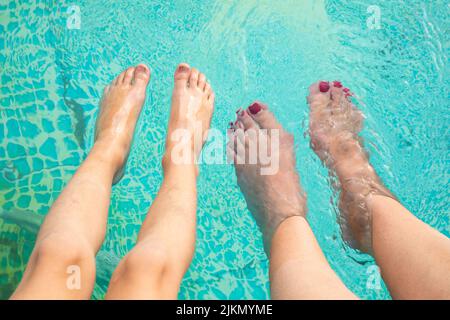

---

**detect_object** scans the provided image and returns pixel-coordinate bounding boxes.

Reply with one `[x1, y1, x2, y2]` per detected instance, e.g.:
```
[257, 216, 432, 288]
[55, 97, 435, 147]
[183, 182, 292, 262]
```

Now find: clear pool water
[0, 0, 448, 299]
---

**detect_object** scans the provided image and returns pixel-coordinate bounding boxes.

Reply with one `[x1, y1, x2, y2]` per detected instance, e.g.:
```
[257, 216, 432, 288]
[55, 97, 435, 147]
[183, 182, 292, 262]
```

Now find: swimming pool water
[0, 0, 448, 299]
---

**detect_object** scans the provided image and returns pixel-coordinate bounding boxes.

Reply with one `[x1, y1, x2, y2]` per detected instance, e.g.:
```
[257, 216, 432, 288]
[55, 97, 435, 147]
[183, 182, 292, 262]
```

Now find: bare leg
[371, 196, 450, 299]
[229, 102, 357, 300]
[11, 65, 150, 299]
[106, 64, 215, 299]
[308, 80, 450, 299]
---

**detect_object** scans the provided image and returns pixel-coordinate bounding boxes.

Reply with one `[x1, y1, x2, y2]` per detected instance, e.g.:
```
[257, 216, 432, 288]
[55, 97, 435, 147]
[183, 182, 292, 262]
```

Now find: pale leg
[106, 64, 215, 299]
[11, 146, 116, 299]
[11, 64, 151, 299]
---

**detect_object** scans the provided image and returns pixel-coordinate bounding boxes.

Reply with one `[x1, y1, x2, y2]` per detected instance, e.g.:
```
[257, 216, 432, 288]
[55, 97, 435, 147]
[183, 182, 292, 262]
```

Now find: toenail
[136, 65, 147, 74]
[343, 88, 350, 93]
[248, 102, 262, 115]
[333, 81, 343, 88]
[177, 65, 189, 72]
[319, 81, 330, 93]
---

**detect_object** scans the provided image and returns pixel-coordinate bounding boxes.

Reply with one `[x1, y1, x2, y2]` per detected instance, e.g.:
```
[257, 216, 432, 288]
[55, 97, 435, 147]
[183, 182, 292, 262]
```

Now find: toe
[330, 81, 344, 108]
[174, 63, 190, 86]
[198, 73, 206, 91]
[237, 108, 258, 131]
[332, 80, 343, 89]
[205, 82, 211, 94]
[133, 64, 150, 88]
[123, 67, 135, 85]
[205, 82, 215, 102]
[307, 81, 332, 110]
[235, 119, 244, 130]
[317, 81, 331, 94]
[208, 91, 215, 104]
[247, 101, 283, 131]
[189, 68, 199, 88]
[309, 81, 332, 96]
[115, 70, 127, 85]
[229, 120, 238, 131]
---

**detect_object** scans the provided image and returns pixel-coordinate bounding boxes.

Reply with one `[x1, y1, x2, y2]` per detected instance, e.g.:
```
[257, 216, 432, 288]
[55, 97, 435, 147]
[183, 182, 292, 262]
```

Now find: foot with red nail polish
[228, 101, 307, 254]
[307, 81, 364, 160]
[307, 81, 394, 252]
[162, 63, 215, 171]
[95, 64, 151, 183]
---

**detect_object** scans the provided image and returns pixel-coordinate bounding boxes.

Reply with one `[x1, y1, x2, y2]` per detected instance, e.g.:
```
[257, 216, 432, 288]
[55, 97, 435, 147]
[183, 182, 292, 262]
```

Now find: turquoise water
[0, 0, 449, 299]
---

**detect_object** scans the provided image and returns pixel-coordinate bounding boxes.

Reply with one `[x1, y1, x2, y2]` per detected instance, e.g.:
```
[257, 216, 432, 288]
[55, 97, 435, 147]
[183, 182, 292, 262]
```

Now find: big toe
[247, 101, 283, 131]
[308, 81, 332, 109]
[174, 63, 191, 88]
[133, 64, 151, 88]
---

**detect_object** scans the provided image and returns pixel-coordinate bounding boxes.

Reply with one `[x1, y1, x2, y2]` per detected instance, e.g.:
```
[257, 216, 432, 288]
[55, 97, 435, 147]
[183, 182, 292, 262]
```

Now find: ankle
[262, 203, 307, 257]
[90, 140, 125, 173]
[162, 153, 198, 177]
[162, 140, 200, 175]
[266, 215, 308, 257]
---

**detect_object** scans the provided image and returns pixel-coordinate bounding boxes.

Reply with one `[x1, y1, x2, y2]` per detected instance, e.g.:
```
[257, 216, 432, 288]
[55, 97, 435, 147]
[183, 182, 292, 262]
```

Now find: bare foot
[308, 81, 395, 253]
[94, 64, 150, 183]
[229, 102, 306, 254]
[162, 64, 215, 172]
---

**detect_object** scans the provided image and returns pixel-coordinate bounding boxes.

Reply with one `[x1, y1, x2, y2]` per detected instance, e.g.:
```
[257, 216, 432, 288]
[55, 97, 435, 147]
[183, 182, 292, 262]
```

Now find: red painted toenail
[248, 102, 262, 115]
[343, 88, 350, 93]
[333, 81, 343, 88]
[319, 81, 330, 92]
